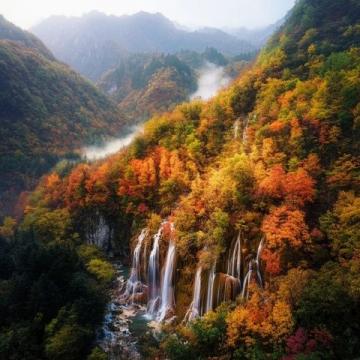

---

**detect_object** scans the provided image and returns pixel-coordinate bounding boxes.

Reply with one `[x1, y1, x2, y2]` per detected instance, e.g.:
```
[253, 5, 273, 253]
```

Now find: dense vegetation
[98, 48, 241, 122]
[98, 53, 197, 122]
[0, 15, 53, 59]
[0, 221, 114, 360]
[1, 0, 359, 358]
[0, 23, 127, 218]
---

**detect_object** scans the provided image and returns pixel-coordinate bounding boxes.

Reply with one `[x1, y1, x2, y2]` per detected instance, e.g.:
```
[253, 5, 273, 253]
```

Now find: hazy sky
[2, 0, 296, 30]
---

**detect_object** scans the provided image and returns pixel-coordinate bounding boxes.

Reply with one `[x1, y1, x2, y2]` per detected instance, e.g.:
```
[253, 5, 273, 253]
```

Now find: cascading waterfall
[242, 116, 249, 143]
[184, 267, 203, 321]
[121, 223, 265, 324]
[147, 225, 163, 316]
[122, 228, 147, 303]
[157, 237, 176, 321]
[255, 237, 265, 288]
[241, 237, 265, 298]
[205, 263, 216, 313]
[241, 261, 253, 299]
[227, 232, 242, 281]
[234, 119, 240, 139]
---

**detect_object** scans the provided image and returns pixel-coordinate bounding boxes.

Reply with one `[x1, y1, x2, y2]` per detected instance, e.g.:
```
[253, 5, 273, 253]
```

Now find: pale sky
[1, 0, 296, 30]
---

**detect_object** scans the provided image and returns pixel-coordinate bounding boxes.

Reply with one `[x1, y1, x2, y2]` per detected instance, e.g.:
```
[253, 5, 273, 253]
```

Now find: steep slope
[98, 49, 244, 122]
[3, 0, 360, 359]
[0, 24, 126, 218]
[0, 14, 54, 59]
[31, 11, 254, 80]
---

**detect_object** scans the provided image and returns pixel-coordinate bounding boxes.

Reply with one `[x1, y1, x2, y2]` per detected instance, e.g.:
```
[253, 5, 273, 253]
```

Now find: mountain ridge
[31, 11, 255, 80]
[0, 17, 127, 218]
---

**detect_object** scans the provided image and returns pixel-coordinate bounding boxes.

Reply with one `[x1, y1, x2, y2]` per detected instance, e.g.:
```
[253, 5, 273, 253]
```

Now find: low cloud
[82, 125, 141, 160]
[191, 62, 231, 100]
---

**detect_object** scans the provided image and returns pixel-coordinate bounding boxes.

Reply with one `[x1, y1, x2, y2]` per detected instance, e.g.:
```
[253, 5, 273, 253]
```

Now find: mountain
[31, 11, 255, 80]
[1, 0, 360, 359]
[0, 17, 126, 218]
[98, 53, 197, 122]
[97, 48, 235, 122]
[0, 14, 54, 59]
[227, 19, 284, 48]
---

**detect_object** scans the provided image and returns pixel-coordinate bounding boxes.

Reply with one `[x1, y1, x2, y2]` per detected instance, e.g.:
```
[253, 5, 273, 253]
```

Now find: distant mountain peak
[31, 12, 255, 80]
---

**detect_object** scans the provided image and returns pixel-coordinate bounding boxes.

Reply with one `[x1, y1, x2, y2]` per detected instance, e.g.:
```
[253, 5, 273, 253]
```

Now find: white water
[255, 237, 265, 288]
[82, 125, 141, 160]
[120, 226, 266, 325]
[241, 237, 265, 298]
[157, 237, 176, 321]
[227, 232, 242, 281]
[242, 116, 249, 144]
[147, 225, 163, 316]
[185, 267, 203, 321]
[191, 62, 231, 100]
[124, 229, 148, 303]
[241, 261, 253, 299]
[99, 262, 144, 359]
[234, 119, 240, 139]
[205, 263, 216, 313]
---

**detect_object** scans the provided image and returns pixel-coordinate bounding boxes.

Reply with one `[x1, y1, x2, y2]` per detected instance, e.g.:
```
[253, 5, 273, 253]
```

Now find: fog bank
[82, 126, 141, 160]
[191, 62, 231, 100]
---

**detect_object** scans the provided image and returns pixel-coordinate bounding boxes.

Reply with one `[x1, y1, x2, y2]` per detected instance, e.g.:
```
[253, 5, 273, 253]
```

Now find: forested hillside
[1, 0, 359, 359]
[98, 49, 237, 122]
[0, 18, 126, 218]
[98, 53, 197, 122]
[0, 15, 54, 59]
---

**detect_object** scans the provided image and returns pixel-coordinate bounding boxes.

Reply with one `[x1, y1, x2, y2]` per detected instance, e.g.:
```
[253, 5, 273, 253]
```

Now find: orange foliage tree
[258, 165, 315, 207]
[227, 288, 294, 349]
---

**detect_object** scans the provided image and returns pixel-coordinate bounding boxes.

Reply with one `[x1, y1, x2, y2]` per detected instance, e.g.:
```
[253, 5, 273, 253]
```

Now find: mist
[190, 62, 231, 100]
[82, 125, 141, 160]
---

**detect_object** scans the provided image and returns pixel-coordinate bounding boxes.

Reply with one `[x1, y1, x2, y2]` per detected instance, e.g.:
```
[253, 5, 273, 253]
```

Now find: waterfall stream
[184, 267, 203, 321]
[241, 261, 253, 299]
[119, 223, 265, 327]
[99, 262, 148, 360]
[205, 263, 216, 313]
[242, 116, 249, 144]
[255, 237, 265, 288]
[227, 232, 242, 281]
[147, 226, 163, 316]
[234, 119, 240, 139]
[157, 238, 176, 321]
[123, 229, 148, 303]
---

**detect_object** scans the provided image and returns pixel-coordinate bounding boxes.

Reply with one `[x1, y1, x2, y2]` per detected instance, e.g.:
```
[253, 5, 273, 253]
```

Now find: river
[98, 262, 152, 359]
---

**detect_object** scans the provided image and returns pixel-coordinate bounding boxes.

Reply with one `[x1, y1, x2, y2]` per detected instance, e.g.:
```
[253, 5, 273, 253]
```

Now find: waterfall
[184, 267, 203, 322]
[242, 116, 249, 144]
[255, 237, 265, 288]
[227, 232, 242, 281]
[241, 261, 253, 299]
[205, 263, 216, 313]
[122, 228, 147, 303]
[234, 119, 240, 139]
[147, 225, 163, 316]
[157, 238, 176, 321]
